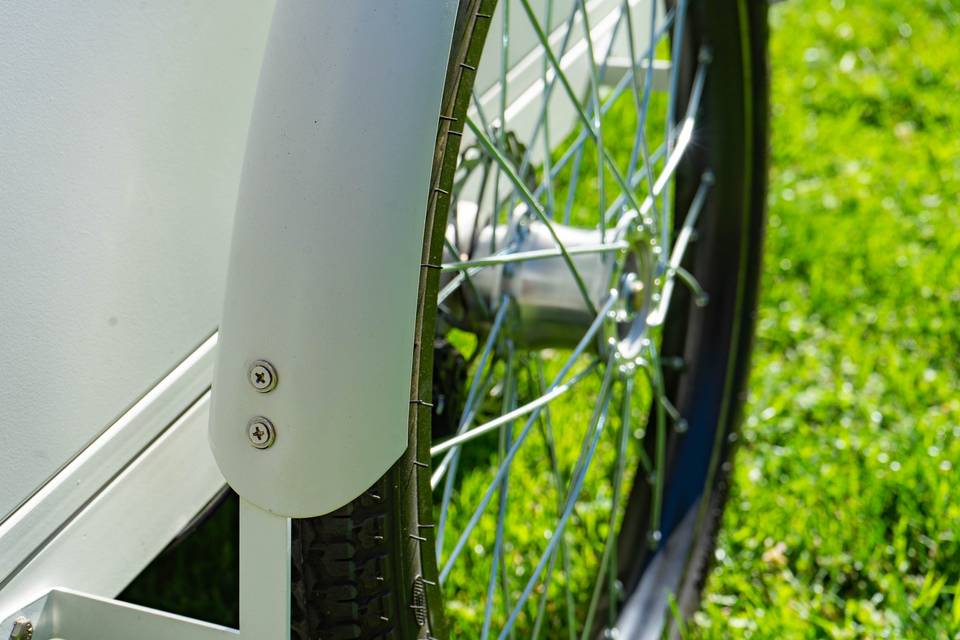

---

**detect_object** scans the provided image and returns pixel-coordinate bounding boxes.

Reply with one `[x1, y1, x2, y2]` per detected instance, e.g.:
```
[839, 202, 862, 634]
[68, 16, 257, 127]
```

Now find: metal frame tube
[240, 500, 290, 640]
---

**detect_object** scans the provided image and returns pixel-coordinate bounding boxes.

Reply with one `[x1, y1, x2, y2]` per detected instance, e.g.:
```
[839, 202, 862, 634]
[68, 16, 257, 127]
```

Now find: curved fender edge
[209, 0, 458, 517]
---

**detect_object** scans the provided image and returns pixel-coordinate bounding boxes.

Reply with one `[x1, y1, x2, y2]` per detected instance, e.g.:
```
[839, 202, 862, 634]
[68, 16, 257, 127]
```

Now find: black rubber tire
[290, 1, 768, 638]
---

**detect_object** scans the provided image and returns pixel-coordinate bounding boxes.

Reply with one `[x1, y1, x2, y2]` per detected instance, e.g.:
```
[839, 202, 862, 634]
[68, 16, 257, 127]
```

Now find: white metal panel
[1, 589, 237, 640]
[0, 334, 216, 586]
[209, 0, 459, 517]
[0, 394, 223, 621]
[0, 1, 275, 521]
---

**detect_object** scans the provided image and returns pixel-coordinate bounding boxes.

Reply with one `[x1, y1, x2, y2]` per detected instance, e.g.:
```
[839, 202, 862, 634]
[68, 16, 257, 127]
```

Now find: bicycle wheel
[292, 0, 768, 638]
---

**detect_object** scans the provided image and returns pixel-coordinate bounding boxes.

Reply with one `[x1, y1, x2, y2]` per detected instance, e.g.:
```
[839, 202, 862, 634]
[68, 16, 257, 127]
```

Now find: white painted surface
[1, 589, 237, 640]
[209, 0, 458, 517]
[0, 334, 217, 587]
[0, 1, 275, 521]
[0, 393, 224, 621]
[239, 501, 289, 640]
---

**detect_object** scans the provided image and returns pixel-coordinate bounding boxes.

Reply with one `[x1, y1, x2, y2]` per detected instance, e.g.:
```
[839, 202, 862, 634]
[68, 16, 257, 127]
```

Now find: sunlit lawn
[693, 0, 960, 637]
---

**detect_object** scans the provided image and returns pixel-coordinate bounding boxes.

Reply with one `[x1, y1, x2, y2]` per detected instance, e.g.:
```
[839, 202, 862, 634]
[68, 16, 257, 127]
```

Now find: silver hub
[443, 201, 655, 350]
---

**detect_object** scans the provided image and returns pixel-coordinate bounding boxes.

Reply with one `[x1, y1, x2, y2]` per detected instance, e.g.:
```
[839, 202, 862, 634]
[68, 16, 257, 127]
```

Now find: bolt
[9, 617, 33, 640]
[247, 417, 276, 449]
[248, 360, 278, 393]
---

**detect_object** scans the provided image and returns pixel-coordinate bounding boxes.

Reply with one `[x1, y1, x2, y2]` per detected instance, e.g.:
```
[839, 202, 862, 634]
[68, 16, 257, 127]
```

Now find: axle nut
[9, 617, 33, 640]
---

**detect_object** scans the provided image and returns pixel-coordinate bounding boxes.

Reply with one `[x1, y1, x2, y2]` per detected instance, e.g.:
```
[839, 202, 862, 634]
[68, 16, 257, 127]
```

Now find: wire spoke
[497, 354, 617, 639]
[482, 346, 516, 639]
[579, 377, 633, 638]
[443, 236, 491, 317]
[441, 240, 628, 272]
[465, 117, 599, 316]
[433, 0, 717, 635]
[602, 51, 709, 226]
[575, 0, 607, 240]
[648, 172, 712, 326]
[437, 294, 617, 583]
[530, 355, 578, 640]
[435, 298, 511, 558]
[432, 292, 617, 459]
[516, 0, 651, 231]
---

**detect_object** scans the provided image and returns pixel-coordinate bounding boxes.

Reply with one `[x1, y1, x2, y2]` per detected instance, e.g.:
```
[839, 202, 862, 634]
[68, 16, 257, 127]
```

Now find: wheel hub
[442, 201, 657, 352]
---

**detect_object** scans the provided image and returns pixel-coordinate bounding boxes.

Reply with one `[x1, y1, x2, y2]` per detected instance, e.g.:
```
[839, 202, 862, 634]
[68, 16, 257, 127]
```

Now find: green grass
[693, 0, 960, 637]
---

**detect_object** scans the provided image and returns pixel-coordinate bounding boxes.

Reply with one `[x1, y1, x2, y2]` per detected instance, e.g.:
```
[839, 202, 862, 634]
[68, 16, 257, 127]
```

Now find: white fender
[210, 0, 458, 517]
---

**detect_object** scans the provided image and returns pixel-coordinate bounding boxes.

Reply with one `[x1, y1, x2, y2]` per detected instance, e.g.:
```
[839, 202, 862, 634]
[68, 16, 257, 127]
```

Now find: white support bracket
[239, 500, 291, 640]
[1, 589, 237, 640]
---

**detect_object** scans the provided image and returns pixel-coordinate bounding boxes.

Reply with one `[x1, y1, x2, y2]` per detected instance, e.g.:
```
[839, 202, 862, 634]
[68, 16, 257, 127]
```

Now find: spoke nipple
[699, 47, 714, 65]
[675, 418, 689, 434]
[695, 292, 710, 307]
[647, 529, 663, 548]
[613, 579, 625, 599]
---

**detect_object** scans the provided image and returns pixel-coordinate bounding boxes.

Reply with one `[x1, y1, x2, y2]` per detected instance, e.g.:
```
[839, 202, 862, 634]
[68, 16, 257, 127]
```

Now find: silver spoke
[431, 292, 617, 459]
[648, 172, 713, 326]
[465, 116, 599, 315]
[437, 293, 617, 584]
[441, 240, 628, 272]
[530, 356, 578, 640]
[662, 0, 691, 253]
[516, 0, 652, 231]
[579, 377, 633, 638]
[602, 52, 709, 226]
[433, 0, 719, 635]
[443, 235, 491, 317]
[482, 347, 516, 639]
[435, 298, 511, 558]
[497, 356, 617, 639]
[575, 0, 607, 240]
[431, 358, 598, 457]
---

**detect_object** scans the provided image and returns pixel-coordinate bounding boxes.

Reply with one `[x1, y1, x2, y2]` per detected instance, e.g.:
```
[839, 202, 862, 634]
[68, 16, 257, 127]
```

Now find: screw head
[248, 360, 278, 392]
[247, 417, 276, 449]
[10, 617, 33, 640]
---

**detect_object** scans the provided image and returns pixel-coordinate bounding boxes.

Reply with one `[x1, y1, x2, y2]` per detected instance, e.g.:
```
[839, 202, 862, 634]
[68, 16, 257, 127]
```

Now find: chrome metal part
[248, 361, 277, 393]
[247, 418, 276, 450]
[443, 202, 653, 349]
[8, 617, 31, 640]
